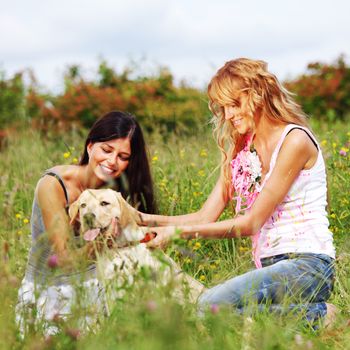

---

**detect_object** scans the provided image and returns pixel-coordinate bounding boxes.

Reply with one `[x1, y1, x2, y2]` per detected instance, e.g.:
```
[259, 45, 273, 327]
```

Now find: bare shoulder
[36, 172, 67, 207]
[277, 127, 318, 170]
[280, 128, 317, 155]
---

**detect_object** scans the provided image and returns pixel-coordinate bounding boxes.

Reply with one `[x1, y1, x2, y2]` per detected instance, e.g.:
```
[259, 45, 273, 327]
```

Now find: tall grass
[0, 120, 349, 349]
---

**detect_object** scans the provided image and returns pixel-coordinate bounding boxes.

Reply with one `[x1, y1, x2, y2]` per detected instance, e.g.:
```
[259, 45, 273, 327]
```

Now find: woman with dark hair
[16, 111, 156, 336]
[79, 111, 156, 213]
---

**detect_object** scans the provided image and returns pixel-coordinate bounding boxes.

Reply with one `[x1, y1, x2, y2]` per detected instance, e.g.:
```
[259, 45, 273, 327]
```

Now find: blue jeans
[198, 253, 334, 323]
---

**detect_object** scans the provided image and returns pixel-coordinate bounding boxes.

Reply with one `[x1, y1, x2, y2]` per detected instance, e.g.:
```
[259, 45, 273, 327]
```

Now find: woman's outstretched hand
[145, 226, 178, 249]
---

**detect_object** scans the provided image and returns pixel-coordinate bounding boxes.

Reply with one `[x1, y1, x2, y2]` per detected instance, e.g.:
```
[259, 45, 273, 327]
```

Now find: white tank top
[257, 124, 335, 259]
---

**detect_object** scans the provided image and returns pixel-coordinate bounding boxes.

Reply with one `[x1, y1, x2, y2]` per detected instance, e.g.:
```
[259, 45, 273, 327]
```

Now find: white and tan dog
[69, 189, 204, 303]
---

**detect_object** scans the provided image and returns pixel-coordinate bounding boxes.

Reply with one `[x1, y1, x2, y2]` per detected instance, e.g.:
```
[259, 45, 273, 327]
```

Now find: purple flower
[210, 303, 220, 314]
[47, 254, 59, 268]
[146, 300, 158, 312]
[339, 149, 347, 156]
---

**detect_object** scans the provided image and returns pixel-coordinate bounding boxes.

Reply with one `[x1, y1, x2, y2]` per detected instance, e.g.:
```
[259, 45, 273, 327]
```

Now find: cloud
[0, 0, 349, 90]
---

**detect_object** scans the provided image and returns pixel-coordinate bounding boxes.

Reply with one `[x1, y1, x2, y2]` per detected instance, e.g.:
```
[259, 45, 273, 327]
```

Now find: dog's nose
[83, 213, 96, 228]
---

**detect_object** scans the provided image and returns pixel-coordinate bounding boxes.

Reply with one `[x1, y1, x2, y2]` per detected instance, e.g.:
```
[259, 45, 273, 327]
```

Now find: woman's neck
[253, 114, 286, 149]
[75, 165, 104, 191]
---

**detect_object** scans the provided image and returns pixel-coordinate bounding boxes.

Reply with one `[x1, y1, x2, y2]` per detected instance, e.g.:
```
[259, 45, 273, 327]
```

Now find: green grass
[0, 120, 349, 349]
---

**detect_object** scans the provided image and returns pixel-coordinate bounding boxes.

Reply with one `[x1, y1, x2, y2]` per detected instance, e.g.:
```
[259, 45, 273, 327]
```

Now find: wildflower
[332, 142, 337, 149]
[152, 155, 158, 162]
[199, 149, 207, 157]
[239, 246, 249, 252]
[199, 275, 206, 282]
[47, 254, 59, 268]
[294, 334, 303, 346]
[15, 213, 22, 219]
[330, 213, 336, 219]
[73, 157, 79, 164]
[23, 218, 29, 224]
[198, 170, 205, 177]
[193, 242, 201, 250]
[65, 328, 81, 341]
[17, 230, 23, 236]
[210, 304, 220, 314]
[321, 140, 327, 146]
[339, 147, 348, 156]
[193, 191, 203, 197]
[210, 264, 217, 270]
[146, 300, 158, 312]
[63, 152, 71, 159]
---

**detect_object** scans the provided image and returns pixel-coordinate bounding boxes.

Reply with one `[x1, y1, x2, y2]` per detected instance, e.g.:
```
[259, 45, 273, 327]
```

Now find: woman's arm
[36, 176, 87, 266]
[147, 129, 317, 247]
[140, 176, 228, 226]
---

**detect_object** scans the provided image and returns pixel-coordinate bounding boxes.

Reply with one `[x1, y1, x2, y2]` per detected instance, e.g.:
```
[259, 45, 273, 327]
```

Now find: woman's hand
[145, 226, 179, 249]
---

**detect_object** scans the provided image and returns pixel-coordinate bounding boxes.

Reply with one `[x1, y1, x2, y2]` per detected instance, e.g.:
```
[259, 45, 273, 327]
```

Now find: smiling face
[223, 92, 255, 135]
[87, 137, 131, 184]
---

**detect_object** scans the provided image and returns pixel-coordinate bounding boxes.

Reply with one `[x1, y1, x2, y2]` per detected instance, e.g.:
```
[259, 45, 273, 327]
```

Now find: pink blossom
[339, 149, 347, 156]
[146, 300, 158, 312]
[231, 135, 262, 268]
[47, 254, 59, 268]
[210, 304, 220, 314]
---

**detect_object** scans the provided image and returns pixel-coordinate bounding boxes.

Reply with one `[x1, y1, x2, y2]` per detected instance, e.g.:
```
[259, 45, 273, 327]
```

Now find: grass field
[0, 119, 349, 349]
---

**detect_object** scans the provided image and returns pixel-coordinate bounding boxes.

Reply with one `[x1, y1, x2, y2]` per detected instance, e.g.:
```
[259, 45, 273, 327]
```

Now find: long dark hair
[79, 111, 157, 214]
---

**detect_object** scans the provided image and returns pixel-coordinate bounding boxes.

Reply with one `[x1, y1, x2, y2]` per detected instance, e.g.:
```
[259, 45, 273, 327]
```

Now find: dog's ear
[114, 192, 139, 227]
[68, 199, 80, 225]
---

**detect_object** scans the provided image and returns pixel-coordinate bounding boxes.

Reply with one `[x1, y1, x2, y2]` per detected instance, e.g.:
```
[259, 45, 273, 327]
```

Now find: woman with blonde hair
[141, 58, 335, 324]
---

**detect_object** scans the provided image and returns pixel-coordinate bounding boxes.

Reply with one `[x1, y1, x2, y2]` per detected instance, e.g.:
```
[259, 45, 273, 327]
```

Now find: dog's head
[69, 189, 145, 245]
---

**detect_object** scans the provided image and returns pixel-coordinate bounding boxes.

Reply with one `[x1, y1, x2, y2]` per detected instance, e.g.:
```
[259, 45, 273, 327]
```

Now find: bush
[285, 55, 350, 122]
[25, 61, 209, 135]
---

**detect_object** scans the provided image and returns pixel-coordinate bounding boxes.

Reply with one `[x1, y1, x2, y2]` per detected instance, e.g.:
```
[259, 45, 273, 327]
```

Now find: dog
[68, 189, 145, 253]
[68, 189, 205, 303]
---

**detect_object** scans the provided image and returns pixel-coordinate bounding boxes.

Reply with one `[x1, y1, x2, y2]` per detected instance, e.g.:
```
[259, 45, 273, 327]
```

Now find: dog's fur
[69, 189, 205, 303]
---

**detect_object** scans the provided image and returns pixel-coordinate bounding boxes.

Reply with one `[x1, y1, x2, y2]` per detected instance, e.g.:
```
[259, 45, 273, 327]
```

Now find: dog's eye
[80, 203, 87, 208]
[100, 201, 110, 206]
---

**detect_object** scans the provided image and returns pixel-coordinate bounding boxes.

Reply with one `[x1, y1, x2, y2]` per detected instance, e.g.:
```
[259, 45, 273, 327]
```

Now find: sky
[1, 0, 349, 92]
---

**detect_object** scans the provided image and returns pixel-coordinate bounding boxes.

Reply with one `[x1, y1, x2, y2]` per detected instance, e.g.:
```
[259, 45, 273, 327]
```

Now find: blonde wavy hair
[208, 58, 310, 200]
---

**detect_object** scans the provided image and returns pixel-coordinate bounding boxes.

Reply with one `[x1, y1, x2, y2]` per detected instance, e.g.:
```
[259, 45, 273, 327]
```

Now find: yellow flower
[193, 191, 203, 197]
[341, 147, 349, 152]
[199, 275, 206, 282]
[63, 152, 71, 159]
[190, 162, 196, 167]
[210, 264, 217, 270]
[152, 155, 158, 162]
[198, 170, 205, 177]
[15, 213, 22, 219]
[199, 149, 207, 157]
[193, 242, 201, 250]
[184, 258, 192, 264]
[330, 213, 336, 219]
[23, 218, 29, 224]
[332, 143, 337, 149]
[321, 140, 327, 146]
[73, 157, 79, 164]
[239, 246, 249, 252]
